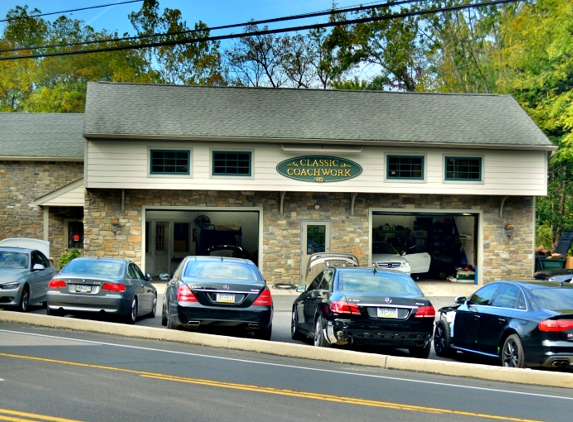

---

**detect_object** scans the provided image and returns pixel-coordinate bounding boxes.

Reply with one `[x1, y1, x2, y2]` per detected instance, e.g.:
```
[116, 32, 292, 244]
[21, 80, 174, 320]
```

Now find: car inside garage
[372, 211, 479, 281]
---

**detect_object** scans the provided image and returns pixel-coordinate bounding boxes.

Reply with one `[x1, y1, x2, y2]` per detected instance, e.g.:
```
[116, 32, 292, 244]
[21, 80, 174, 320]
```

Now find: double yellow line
[0, 352, 539, 421]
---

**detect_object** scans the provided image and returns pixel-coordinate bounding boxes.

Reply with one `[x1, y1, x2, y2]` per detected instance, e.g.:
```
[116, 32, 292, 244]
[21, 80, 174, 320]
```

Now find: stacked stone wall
[0, 161, 84, 263]
[83, 189, 535, 284]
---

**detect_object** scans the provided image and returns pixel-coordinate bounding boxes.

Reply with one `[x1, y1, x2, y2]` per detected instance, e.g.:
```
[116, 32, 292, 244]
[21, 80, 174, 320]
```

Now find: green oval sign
[276, 156, 363, 183]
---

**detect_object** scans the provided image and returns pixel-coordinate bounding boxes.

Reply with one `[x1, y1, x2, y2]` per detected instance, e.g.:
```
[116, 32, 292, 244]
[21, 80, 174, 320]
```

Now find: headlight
[401, 261, 411, 268]
[0, 282, 20, 289]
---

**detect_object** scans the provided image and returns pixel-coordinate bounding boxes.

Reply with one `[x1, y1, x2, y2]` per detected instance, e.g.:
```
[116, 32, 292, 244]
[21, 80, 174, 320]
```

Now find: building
[0, 82, 556, 284]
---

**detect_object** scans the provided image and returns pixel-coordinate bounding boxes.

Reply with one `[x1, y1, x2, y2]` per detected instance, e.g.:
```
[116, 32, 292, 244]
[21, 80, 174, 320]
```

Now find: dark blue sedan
[434, 280, 573, 369]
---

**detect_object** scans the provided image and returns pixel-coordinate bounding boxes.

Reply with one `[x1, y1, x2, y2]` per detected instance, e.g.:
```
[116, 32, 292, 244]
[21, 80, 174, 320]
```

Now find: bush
[58, 248, 81, 270]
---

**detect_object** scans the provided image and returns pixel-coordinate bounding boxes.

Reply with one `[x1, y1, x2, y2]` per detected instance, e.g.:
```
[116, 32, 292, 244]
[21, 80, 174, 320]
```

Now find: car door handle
[474, 315, 481, 320]
[498, 318, 506, 324]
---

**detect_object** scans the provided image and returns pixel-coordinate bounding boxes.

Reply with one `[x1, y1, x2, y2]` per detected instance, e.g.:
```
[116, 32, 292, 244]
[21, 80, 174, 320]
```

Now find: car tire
[410, 342, 431, 359]
[149, 293, 157, 318]
[314, 316, 329, 348]
[18, 285, 30, 312]
[434, 320, 456, 357]
[124, 297, 137, 324]
[255, 324, 272, 341]
[167, 304, 179, 330]
[501, 334, 526, 368]
[291, 307, 304, 341]
[161, 305, 168, 326]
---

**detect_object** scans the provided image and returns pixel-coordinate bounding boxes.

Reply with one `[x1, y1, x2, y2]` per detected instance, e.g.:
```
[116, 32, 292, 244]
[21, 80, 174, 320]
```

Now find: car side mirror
[455, 296, 467, 304]
[32, 263, 45, 271]
[146, 274, 152, 281]
[296, 284, 306, 293]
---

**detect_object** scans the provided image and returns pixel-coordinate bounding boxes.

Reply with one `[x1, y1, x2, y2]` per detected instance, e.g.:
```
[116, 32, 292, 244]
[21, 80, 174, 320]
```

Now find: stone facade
[0, 161, 84, 264]
[83, 189, 535, 284]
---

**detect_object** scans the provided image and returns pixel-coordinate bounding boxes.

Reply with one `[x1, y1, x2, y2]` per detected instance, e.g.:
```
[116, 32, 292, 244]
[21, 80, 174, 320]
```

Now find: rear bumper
[175, 303, 273, 330]
[324, 318, 433, 347]
[46, 292, 132, 315]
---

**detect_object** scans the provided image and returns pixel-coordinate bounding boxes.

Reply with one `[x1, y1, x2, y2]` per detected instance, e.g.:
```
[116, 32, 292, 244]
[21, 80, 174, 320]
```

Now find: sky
[0, 0, 368, 36]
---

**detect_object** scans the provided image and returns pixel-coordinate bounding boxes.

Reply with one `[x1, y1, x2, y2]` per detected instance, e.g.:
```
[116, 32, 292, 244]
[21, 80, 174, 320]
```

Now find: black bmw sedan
[434, 280, 573, 369]
[291, 267, 435, 358]
[162, 256, 273, 340]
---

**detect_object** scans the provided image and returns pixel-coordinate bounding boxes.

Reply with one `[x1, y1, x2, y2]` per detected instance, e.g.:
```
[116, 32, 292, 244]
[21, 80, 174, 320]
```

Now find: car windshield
[0, 252, 28, 269]
[62, 260, 124, 277]
[531, 288, 573, 311]
[184, 260, 261, 281]
[372, 243, 399, 254]
[338, 271, 422, 295]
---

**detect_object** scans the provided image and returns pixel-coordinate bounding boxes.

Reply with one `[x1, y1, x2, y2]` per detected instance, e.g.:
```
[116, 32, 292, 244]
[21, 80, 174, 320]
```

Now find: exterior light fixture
[504, 223, 514, 238]
[111, 217, 120, 235]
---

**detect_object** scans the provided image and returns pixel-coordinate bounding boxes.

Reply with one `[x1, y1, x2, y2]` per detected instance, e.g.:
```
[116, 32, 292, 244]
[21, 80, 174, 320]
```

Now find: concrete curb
[1, 311, 572, 389]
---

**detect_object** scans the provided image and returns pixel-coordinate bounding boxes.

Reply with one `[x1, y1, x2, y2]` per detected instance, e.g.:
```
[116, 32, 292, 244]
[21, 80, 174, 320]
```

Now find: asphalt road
[1, 324, 573, 422]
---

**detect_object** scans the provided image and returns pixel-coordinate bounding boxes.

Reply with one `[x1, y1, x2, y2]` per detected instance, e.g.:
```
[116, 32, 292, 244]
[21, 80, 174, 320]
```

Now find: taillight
[539, 319, 573, 332]
[415, 305, 436, 318]
[48, 279, 67, 289]
[252, 287, 272, 306]
[101, 283, 126, 293]
[331, 301, 361, 315]
[177, 284, 198, 303]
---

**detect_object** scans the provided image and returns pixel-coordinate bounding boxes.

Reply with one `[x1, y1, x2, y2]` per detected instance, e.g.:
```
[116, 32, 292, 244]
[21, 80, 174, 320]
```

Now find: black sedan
[434, 280, 573, 369]
[291, 267, 436, 358]
[162, 256, 273, 340]
[46, 257, 157, 323]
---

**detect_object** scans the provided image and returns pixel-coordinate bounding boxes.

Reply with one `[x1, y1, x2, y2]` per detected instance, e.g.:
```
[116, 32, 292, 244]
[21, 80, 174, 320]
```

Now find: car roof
[71, 257, 133, 264]
[494, 280, 573, 290]
[0, 247, 32, 253]
[186, 255, 252, 263]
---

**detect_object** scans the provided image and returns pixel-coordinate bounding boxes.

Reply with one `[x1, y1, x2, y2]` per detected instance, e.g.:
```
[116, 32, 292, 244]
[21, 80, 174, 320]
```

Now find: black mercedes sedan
[434, 280, 573, 369]
[291, 267, 435, 358]
[162, 256, 273, 340]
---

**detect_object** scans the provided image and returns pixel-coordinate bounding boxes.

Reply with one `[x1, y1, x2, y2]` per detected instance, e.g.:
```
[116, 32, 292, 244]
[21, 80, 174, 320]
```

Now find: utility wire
[1, 0, 425, 53]
[0, 0, 144, 23]
[0, 0, 523, 61]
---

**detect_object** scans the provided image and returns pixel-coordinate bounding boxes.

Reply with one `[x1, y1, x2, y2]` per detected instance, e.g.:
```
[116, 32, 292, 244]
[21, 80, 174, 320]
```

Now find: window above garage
[445, 156, 482, 181]
[387, 155, 424, 180]
[150, 150, 190, 175]
[212, 151, 252, 176]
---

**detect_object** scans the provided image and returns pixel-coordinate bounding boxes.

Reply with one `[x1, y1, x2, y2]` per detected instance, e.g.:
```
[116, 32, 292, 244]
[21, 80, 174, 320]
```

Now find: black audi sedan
[291, 267, 435, 358]
[162, 256, 273, 340]
[434, 280, 573, 369]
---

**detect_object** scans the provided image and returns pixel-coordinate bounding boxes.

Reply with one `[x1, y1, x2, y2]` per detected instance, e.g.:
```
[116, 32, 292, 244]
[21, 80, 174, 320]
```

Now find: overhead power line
[0, 0, 523, 62]
[1, 0, 423, 54]
[0, 0, 144, 23]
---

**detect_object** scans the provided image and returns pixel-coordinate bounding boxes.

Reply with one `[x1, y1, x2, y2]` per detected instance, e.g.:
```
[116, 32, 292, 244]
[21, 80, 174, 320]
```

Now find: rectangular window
[68, 221, 84, 249]
[150, 150, 190, 175]
[212, 151, 251, 176]
[445, 157, 482, 181]
[387, 156, 424, 179]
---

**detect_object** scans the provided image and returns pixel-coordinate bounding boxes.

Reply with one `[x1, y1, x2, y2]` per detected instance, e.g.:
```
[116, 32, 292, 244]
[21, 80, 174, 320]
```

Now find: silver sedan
[46, 257, 157, 324]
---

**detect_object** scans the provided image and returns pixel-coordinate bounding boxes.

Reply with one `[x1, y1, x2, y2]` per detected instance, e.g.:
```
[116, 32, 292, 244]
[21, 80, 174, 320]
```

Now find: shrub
[58, 248, 81, 270]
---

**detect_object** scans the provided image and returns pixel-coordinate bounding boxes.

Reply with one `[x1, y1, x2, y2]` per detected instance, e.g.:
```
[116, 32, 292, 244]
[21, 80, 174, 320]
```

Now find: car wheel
[434, 320, 456, 357]
[501, 334, 526, 368]
[18, 285, 30, 312]
[161, 305, 168, 326]
[409, 342, 431, 359]
[291, 307, 304, 341]
[124, 297, 137, 324]
[255, 324, 272, 341]
[167, 304, 179, 330]
[314, 316, 329, 348]
[149, 293, 157, 318]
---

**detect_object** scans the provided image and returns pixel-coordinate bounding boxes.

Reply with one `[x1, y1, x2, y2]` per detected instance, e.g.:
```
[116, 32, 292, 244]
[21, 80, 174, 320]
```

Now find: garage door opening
[144, 209, 260, 277]
[371, 211, 479, 282]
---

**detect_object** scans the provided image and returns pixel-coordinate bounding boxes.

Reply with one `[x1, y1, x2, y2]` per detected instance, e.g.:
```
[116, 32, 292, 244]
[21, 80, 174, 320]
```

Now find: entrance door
[155, 221, 170, 276]
[301, 221, 331, 282]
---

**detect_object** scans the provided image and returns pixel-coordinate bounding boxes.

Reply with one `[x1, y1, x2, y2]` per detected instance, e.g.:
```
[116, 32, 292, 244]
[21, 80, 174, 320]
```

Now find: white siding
[85, 141, 548, 196]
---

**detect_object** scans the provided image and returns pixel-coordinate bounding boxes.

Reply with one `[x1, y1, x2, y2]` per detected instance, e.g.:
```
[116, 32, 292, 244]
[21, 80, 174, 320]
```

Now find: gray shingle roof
[0, 113, 84, 159]
[84, 82, 554, 150]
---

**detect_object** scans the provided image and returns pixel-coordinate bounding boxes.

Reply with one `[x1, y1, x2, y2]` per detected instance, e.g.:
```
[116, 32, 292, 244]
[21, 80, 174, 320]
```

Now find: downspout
[500, 196, 508, 218]
[43, 207, 49, 242]
[280, 191, 286, 215]
[350, 193, 358, 216]
[121, 189, 125, 213]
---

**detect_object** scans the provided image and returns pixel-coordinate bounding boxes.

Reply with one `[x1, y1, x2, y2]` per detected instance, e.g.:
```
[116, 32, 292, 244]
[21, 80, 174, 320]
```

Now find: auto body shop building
[1, 82, 556, 284]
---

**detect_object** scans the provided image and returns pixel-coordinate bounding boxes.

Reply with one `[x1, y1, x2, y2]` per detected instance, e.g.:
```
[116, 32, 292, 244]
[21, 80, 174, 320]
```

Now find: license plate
[377, 307, 398, 318]
[216, 293, 235, 303]
[75, 285, 92, 293]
